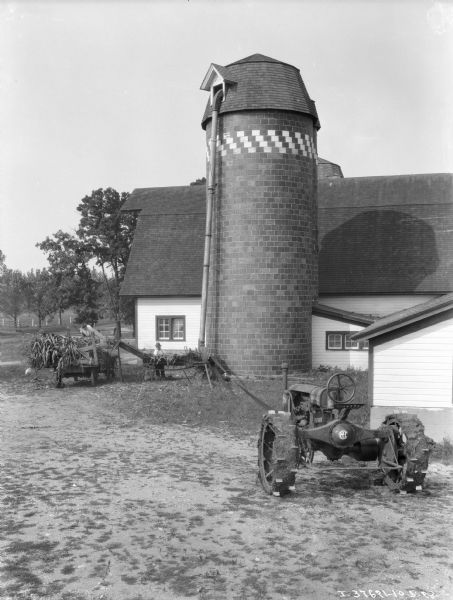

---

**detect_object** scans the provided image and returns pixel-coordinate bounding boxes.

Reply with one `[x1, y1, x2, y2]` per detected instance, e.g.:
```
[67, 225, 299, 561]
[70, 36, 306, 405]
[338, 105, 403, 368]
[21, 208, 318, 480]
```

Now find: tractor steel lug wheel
[380, 413, 432, 494]
[258, 412, 298, 496]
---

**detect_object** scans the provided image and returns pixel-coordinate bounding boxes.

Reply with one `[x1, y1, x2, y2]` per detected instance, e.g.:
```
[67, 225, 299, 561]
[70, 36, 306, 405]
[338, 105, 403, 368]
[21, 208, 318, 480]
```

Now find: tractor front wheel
[258, 411, 298, 497]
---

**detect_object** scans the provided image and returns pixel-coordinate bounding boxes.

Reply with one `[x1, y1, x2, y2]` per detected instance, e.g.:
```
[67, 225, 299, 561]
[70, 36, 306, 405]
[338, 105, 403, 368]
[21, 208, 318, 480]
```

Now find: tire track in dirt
[1, 389, 452, 600]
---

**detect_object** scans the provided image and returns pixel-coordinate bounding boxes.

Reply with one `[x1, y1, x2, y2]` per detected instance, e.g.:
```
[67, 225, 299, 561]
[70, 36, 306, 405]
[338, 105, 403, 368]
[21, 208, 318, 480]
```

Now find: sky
[1, 0, 452, 272]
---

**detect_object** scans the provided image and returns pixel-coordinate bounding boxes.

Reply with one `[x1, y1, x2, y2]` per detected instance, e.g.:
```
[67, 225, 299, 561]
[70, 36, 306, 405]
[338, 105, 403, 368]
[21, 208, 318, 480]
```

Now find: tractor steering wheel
[326, 373, 356, 404]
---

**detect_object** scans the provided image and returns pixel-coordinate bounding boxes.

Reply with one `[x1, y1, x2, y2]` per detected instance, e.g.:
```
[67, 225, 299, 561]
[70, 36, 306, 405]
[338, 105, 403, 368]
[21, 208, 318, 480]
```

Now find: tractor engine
[284, 381, 399, 463]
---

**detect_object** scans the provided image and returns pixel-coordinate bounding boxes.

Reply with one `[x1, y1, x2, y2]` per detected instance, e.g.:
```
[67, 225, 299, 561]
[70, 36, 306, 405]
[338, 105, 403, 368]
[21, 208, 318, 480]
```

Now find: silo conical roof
[201, 53, 320, 130]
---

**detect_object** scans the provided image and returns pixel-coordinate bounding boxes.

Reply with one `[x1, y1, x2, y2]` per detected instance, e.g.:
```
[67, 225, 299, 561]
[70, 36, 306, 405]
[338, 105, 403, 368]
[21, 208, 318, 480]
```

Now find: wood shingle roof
[121, 184, 205, 296]
[120, 174, 453, 297]
[200, 54, 320, 130]
[318, 173, 453, 294]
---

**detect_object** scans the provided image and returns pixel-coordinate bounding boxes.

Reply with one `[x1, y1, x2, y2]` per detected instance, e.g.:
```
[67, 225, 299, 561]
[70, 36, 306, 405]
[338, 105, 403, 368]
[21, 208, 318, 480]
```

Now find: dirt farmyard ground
[0, 346, 452, 600]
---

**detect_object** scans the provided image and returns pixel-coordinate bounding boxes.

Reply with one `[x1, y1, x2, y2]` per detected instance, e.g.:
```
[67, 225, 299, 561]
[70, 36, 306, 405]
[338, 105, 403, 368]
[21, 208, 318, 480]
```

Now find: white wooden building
[136, 297, 201, 352]
[311, 303, 373, 370]
[352, 293, 453, 441]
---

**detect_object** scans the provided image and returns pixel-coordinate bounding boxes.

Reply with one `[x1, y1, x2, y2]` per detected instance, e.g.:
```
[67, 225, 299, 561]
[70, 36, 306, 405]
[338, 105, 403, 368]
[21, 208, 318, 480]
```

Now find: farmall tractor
[258, 373, 431, 496]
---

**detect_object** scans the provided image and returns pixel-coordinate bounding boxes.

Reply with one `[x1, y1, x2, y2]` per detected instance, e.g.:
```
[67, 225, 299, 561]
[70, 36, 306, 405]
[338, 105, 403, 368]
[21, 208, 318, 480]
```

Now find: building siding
[312, 315, 368, 370]
[372, 317, 453, 408]
[136, 297, 201, 351]
[318, 295, 435, 318]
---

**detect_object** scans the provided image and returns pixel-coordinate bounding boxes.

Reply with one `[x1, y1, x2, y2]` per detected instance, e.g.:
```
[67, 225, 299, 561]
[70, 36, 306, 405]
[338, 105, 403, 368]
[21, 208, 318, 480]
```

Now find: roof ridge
[226, 53, 298, 69]
[352, 292, 453, 340]
[320, 173, 453, 182]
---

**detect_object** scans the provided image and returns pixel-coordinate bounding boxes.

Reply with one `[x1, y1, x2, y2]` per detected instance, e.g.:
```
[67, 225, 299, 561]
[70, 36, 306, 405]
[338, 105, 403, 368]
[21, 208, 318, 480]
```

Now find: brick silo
[200, 54, 320, 376]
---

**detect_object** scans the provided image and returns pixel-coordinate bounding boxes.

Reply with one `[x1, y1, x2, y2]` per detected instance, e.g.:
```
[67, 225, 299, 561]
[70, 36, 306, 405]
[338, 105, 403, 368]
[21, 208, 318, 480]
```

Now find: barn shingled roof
[120, 173, 453, 297]
[122, 185, 205, 215]
[318, 173, 453, 295]
[200, 53, 320, 130]
[317, 157, 344, 179]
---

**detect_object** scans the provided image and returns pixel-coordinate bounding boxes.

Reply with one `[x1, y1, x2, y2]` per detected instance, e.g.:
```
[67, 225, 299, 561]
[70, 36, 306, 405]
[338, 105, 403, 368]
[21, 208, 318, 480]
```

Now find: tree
[190, 177, 206, 186]
[0, 249, 6, 276]
[37, 188, 135, 333]
[76, 188, 136, 337]
[0, 269, 25, 327]
[23, 269, 57, 328]
[37, 231, 101, 325]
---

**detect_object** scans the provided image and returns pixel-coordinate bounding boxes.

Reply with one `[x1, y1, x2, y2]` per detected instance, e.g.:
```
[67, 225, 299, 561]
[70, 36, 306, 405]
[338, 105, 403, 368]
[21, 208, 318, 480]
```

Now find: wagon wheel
[91, 368, 98, 386]
[257, 412, 298, 497]
[55, 359, 64, 388]
[105, 355, 118, 381]
[380, 414, 432, 493]
[55, 369, 63, 388]
[327, 373, 356, 404]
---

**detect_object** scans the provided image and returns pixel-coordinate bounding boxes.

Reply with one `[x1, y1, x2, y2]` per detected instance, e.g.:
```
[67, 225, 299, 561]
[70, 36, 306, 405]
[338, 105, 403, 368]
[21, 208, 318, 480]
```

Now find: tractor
[257, 373, 431, 496]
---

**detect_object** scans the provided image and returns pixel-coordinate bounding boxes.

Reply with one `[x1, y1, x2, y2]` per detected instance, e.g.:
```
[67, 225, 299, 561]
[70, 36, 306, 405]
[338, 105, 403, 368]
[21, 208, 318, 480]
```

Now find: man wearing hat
[154, 342, 166, 379]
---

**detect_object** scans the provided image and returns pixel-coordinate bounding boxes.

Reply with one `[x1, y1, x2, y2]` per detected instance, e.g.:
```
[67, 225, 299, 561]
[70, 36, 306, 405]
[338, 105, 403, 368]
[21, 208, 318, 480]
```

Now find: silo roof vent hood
[200, 63, 236, 106]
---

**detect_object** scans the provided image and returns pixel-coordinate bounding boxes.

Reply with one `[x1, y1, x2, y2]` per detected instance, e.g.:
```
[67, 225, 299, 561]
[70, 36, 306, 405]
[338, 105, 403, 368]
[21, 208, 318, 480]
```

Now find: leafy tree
[190, 177, 206, 186]
[0, 249, 6, 276]
[76, 188, 136, 337]
[23, 269, 57, 328]
[37, 231, 101, 325]
[73, 270, 100, 325]
[37, 188, 135, 334]
[120, 295, 135, 326]
[0, 268, 25, 327]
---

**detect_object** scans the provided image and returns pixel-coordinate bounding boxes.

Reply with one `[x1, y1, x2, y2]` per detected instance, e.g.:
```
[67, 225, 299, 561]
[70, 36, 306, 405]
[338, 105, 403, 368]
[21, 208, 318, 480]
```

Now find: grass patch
[0, 331, 32, 362]
[110, 365, 370, 436]
[431, 437, 453, 464]
[1, 333, 371, 435]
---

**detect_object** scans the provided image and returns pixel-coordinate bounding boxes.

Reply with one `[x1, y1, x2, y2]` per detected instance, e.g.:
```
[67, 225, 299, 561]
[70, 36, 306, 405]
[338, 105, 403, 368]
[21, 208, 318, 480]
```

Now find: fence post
[281, 362, 288, 390]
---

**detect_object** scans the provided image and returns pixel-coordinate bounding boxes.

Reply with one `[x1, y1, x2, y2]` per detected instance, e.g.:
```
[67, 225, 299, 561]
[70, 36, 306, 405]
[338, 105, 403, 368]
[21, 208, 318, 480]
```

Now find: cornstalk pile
[27, 333, 87, 372]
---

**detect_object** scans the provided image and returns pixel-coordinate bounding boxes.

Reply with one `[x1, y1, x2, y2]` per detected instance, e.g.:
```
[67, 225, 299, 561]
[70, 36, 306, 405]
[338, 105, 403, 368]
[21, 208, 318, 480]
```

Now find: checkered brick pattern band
[207, 129, 317, 161]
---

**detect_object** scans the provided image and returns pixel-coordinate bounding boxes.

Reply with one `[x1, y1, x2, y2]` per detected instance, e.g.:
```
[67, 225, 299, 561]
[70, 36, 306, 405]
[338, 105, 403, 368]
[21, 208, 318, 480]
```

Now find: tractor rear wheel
[399, 413, 432, 493]
[381, 413, 432, 493]
[258, 411, 298, 496]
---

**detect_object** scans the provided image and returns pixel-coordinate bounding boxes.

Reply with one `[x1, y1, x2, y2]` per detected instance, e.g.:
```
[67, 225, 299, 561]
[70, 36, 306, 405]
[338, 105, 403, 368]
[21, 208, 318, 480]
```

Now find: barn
[120, 171, 453, 366]
[351, 293, 453, 441]
[119, 53, 453, 382]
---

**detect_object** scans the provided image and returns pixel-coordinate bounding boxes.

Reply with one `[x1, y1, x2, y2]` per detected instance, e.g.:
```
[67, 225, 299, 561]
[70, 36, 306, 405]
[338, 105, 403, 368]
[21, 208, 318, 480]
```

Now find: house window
[327, 333, 343, 350]
[156, 316, 185, 341]
[326, 331, 368, 351]
[344, 333, 359, 350]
